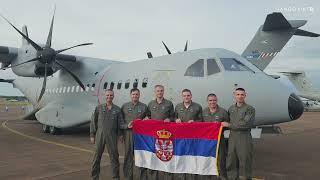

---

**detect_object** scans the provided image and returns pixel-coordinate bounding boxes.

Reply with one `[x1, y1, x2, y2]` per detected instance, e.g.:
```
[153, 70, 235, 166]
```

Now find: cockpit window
[220, 58, 251, 71]
[207, 59, 220, 75]
[184, 59, 204, 77]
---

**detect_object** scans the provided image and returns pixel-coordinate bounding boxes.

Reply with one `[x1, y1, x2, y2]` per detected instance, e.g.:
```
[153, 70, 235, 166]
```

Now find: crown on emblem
[156, 129, 172, 139]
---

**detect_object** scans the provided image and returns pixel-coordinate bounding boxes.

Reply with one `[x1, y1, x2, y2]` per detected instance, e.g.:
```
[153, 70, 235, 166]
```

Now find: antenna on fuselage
[184, 40, 188, 51]
[162, 40, 189, 54]
[148, 40, 189, 58]
[162, 41, 171, 54]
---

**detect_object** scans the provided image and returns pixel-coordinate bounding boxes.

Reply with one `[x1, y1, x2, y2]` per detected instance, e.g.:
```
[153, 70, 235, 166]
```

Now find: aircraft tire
[49, 126, 59, 135]
[42, 124, 49, 133]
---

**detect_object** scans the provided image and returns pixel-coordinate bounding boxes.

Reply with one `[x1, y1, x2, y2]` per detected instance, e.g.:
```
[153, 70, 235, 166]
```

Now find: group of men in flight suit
[90, 85, 255, 180]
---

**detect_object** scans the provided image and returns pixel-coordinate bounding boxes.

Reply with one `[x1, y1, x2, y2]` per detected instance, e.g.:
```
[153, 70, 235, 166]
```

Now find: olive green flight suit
[140, 98, 175, 180]
[147, 98, 175, 121]
[174, 101, 203, 180]
[227, 103, 255, 180]
[175, 101, 203, 122]
[202, 106, 229, 180]
[120, 101, 148, 180]
[90, 104, 123, 180]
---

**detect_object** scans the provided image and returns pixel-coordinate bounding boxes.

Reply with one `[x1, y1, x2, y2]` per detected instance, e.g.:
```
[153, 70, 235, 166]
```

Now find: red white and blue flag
[133, 120, 222, 175]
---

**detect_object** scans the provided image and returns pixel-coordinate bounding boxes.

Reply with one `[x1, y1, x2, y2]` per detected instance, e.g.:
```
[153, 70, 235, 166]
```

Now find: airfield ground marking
[1, 120, 123, 159]
[1, 120, 264, 179]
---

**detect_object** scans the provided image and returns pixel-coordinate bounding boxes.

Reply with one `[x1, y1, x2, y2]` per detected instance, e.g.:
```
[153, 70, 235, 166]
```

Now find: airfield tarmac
[0, 104, 319, 180]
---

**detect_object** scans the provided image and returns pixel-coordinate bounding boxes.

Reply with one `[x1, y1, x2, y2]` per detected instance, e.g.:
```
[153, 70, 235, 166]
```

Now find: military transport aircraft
[280, 71, 320, 102]
[0, 12, 318, 134]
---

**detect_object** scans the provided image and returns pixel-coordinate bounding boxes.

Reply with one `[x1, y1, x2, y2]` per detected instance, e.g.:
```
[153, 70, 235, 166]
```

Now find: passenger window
[110, 82, 115, 89]
[184, 59, 204, 77]
[133, 79, 138, 88]
[220, 58, 250, 71]
[142, 78, 148, 88]
[207, 59, 220, 75]
[125, 79, 130, 89]
[117, 80, 122, 89]
[103, 82, 108, 89]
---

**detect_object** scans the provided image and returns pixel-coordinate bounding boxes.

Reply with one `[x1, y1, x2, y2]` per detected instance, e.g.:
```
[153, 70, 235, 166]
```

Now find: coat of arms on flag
[155, 129, 173, 161]
[133, 120, 222, 175]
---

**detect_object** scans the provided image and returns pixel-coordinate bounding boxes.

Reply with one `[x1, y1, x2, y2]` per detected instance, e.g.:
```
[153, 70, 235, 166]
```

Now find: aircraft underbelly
[35, 101, 96, 128]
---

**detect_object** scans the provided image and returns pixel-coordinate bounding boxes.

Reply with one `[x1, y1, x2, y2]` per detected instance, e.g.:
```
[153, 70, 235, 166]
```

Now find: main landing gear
[42, 124, 61, 135]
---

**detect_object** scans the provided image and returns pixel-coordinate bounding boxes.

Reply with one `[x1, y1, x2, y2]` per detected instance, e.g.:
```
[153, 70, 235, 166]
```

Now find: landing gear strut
[42, 124, 49, 133]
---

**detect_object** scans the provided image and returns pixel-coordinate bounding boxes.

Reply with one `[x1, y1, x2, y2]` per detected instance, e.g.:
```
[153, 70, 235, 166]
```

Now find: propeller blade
[55, 60, 85, 90]
[184, 40, 188, 51]
[162, 41, 171, 54]
[45, 7, 56, 48]
[0, 14, 42, 51]
[0, 57, 40, 70]
[56, 43, 93, 54]
[37, 63, 48, 102]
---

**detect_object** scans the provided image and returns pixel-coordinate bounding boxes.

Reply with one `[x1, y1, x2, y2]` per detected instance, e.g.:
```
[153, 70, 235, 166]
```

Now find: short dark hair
[130, 88, 140, 94]
[235, 87, 245, 92]
[207, 93, 217, 99]
[182, 89, 191, 94]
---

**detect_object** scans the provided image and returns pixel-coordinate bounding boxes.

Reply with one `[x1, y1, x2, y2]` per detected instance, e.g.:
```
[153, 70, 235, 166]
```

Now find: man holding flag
[202, 93, 229, 180]
[143, 84, 175, 180]
[222, 88, 255, 180]
[120, 88, 148, 180]
[174, 89, 203, 180]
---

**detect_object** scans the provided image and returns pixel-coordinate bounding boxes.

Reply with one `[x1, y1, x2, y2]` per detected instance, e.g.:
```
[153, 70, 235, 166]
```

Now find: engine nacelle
[34, 63, 54, 76]
[12, 60, 58, 77]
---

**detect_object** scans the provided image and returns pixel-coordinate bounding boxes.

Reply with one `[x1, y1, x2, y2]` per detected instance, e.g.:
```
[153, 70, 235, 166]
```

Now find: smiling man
[222, 88, 255, 180]
[202, 93, 229, 180]
[90, 89, 123, 180]
[120, 88, 148, 180]
[144, 85, 175, 180]
[174, 88, 203, 180]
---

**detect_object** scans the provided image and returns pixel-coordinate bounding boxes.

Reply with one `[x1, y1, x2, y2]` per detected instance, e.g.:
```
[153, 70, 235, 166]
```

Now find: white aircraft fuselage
[11, 48, 303, 128]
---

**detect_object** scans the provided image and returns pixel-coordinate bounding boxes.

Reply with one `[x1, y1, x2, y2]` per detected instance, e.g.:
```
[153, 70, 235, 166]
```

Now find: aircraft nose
[288, 93, 304, 120]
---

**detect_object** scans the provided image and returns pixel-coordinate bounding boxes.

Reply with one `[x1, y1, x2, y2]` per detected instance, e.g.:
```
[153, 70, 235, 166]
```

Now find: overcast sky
[0, 0, 319, 96]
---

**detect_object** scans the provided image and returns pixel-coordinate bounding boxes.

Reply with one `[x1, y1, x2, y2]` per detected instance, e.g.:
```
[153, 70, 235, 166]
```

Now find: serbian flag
[133, 120, 222, 175]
